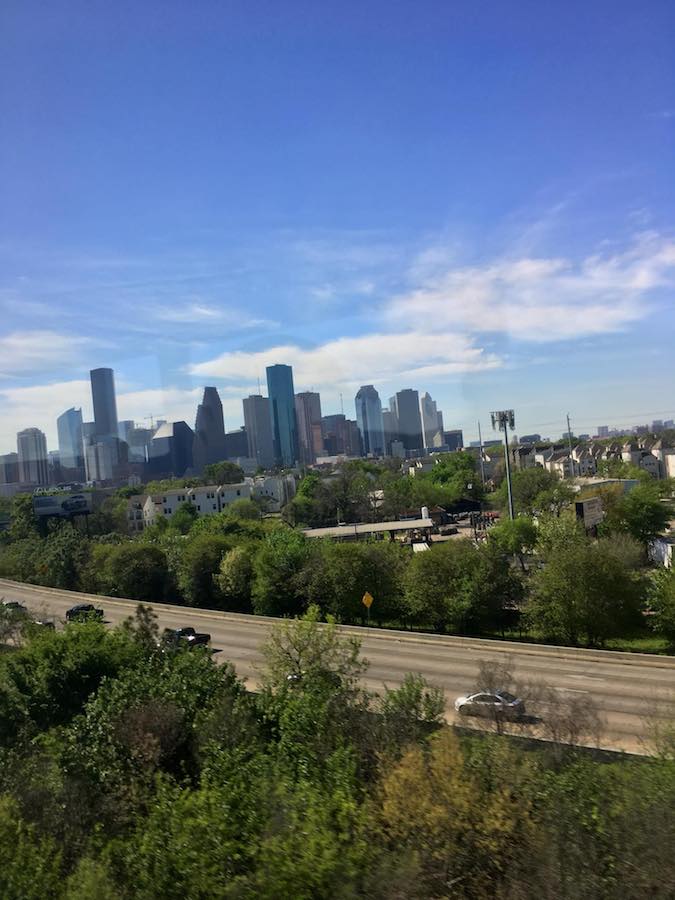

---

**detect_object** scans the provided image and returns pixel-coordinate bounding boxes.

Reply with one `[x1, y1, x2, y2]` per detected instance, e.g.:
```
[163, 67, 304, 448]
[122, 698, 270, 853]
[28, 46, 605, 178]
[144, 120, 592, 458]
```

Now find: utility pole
[477, 420, 486, 486]
[491, 409, 515, 520]
[566, 412, 575, 477]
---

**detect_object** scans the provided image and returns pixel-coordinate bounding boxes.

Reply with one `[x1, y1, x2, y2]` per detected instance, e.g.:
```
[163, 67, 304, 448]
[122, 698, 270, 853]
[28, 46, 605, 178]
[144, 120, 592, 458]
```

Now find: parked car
[162, 626, 211, 649]
[454, 691, 525, 720]
[66, 603, 104, 622]
[32, 619, 56, 630]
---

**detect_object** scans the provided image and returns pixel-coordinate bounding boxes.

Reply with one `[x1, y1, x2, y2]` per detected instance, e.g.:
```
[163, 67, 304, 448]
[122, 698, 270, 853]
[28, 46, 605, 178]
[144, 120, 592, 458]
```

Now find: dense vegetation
[0, 458, 673, 652]
[0, 607, 673, 899]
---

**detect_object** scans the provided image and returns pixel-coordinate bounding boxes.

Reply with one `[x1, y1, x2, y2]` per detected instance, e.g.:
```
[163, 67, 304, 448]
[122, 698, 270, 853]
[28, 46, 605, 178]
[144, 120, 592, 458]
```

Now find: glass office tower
[266, 364, 299, 467]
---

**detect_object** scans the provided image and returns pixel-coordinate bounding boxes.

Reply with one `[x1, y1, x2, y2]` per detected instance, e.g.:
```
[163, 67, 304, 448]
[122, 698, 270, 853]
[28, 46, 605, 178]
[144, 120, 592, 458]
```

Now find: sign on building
[575, 496, 604, 529]
[33, 493, 92, 518]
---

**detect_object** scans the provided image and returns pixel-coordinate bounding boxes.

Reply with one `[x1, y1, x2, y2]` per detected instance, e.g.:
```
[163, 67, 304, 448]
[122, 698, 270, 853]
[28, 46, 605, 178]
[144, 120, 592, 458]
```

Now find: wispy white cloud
[0, 331, 99, 378]
[189, 331, 502, 393]
[152, 301, 274, 328]
[386, 233, 675, 342]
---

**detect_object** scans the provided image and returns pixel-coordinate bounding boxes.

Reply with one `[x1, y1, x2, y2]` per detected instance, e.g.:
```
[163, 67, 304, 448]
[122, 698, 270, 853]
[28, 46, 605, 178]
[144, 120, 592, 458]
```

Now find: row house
[126, 495, 146, 534]
[250, 474, 296, 512]
[620, 442, 661, 477]
[143, 482, 253, 525]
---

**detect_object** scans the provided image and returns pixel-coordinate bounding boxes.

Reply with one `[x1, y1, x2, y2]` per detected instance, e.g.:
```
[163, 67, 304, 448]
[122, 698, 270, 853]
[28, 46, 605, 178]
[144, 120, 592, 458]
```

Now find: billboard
[33, 493, 92, 518]
[575, 497, 604, 529]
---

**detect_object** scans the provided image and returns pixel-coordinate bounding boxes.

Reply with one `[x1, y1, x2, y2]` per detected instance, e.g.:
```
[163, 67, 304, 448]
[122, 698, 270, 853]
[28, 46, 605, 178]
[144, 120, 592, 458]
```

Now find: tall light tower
[491, 409, 515, 520]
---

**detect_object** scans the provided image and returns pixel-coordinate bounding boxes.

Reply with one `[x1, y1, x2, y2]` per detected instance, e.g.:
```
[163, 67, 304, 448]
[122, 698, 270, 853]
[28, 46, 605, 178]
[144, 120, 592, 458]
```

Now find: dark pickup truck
[162, 626, 211, 649]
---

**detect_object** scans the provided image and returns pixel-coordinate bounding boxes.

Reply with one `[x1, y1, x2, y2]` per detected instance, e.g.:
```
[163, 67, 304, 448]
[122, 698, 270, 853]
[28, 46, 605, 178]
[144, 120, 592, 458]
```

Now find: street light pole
[491, 409, 515, 520]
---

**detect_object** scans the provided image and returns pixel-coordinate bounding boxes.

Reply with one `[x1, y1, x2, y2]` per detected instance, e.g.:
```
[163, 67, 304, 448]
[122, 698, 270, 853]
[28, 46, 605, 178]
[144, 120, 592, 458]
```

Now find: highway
[2, 577, 675, 754]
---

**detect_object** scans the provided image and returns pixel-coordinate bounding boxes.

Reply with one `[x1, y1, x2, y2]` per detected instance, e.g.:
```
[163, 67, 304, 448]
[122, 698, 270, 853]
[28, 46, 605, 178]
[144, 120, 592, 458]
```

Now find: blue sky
[1, 0, 674, 451]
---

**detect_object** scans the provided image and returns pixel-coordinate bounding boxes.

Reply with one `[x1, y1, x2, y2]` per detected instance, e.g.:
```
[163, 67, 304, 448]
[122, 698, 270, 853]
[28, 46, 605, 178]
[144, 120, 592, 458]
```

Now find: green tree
[499, 467, 571, 515]
[648, 569, 675, 645]
[214, 545, 255, 612]
[427, 451, 483, 501]
[69, 648, 243, 791]
[8, 493, 41, 541]
[87, 543, 170, 602]
[177, 533, 230, 607]
[169, 501, 198, 534]
[302, 540, 408, 624]
[0, 620, 139, 742]
[0, 536, 41, 582]
[0, 796, 62, 900]
[202, 461, 245, 484]
[251, 530, 311, 616]
[88, 495, 128, 536]
[224, 498, 261, 520]
[403, 539, 522, 633]
[31, 520, 89, 590]
[602, 482, 671, 545]
[528, 535, 643, 646]
[488, 516, 538, 570]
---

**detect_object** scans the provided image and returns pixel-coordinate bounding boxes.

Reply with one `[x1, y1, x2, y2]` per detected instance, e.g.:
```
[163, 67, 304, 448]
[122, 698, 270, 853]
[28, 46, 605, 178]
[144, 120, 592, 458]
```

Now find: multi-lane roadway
[2, 577, 675, 754]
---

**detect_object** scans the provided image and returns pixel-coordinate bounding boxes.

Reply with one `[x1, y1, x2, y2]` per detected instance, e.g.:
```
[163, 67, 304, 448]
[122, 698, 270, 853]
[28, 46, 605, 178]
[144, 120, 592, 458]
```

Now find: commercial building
[146, 421, 194, 478]
[57, 407, 84, 471]
[17, 427, 49, 485]
[392, 389, 424, 453]
[192, 386, 226, 473]
[0, 452, 19, 485]
[382, 408, 398, 454]
[224, 427, 248, 459]
[126, 426, 154, 463]
[419, 392, 444, 449]
[443, 429, 464, 452]
[266, 364, 299, 467]
[295, 391, 324, 465]
[90, 368, 119, 441]
[355, 385, 385, 457]
[118, 420, 135, 443]
[322, 414, 361, 457]
[243, 394, 276, 469]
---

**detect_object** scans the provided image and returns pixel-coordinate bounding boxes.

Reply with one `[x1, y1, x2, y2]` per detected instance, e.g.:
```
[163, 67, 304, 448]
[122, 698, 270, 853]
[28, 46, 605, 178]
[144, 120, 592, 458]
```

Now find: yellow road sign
[362, 591, 373, 609]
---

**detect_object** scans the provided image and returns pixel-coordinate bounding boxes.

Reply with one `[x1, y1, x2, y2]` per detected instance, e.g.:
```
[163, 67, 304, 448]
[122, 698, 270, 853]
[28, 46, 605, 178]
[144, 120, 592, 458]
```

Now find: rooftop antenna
[340, 392, 344, 415]
[257, 375, 261, 395]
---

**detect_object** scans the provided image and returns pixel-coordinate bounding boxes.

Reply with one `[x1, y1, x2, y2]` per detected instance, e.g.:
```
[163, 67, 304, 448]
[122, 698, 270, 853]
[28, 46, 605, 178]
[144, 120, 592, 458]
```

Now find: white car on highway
[455, 690, 525, 720]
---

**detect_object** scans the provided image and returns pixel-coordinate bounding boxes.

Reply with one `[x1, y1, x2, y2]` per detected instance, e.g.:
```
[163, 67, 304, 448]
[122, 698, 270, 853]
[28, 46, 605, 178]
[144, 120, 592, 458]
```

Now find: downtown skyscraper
[419, 391, 444, 449]
[17, 427, 49, 485]
[266, 364, 299, 467]
[295, 391, 324, 465]
[192, 386, 226, 472]
[243, 394, 275, 469]
[392, 389, 424, 452]
[57, 407, 84, 471]
[90, 368, 119, 441]
[355, 385, 385, 456]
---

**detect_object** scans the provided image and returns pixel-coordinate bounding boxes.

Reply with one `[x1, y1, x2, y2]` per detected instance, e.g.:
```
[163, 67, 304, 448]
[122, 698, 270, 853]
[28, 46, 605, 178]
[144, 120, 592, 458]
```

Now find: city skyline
[1, 2, 674, 451]
[2, 357, 675, 460]
[4, 356, 673, 483]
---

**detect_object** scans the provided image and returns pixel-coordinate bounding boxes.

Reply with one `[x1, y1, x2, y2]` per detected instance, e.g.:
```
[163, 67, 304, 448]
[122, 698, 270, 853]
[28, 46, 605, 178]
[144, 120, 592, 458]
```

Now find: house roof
[303, 518, 433, 539]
